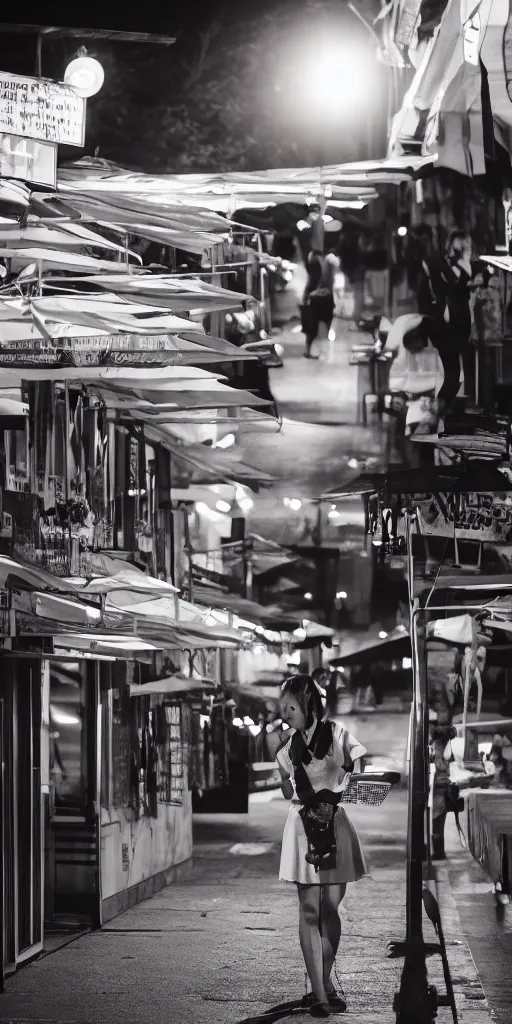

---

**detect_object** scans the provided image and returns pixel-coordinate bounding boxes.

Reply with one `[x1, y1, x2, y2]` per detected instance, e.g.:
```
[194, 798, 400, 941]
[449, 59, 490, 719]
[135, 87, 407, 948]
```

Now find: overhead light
[331, 504, 337, 511]
[379, 631, 388, 639]
[51, 708, 80, 726]
[347, 458, 359, 470]
[283, 497, 291, 507]
[64, 53, 105, 98]
[304, 592, 313, 601]
[289, 498, 302, 511]
[216, 500, 232, 514]
[195, 501, 224, 522]
[336, 590, 347, 600]
[214, 433, 235, 450]
[402, 657, 412, 669]
[397, 226, 408, 237]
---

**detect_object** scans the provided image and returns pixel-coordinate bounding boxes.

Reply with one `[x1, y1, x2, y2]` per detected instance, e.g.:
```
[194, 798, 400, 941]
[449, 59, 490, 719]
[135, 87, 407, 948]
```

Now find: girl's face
[280, 695, 307, 732]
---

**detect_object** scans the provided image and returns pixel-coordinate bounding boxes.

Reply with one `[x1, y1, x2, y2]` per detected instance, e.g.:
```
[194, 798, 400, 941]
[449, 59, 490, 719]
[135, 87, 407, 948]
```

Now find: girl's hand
[277, 761, 294, 800]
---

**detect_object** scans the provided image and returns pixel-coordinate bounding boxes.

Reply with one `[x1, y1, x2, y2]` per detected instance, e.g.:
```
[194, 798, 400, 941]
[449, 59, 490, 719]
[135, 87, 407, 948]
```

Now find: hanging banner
[0, 133, 57, 188]
[0, 73, 85, 147]
[0, 333, 191, 368]
[416, 496, 512, 543]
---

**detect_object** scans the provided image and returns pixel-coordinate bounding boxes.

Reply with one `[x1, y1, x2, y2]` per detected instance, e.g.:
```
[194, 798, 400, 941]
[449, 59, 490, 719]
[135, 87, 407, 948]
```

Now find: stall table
[467, 791, 512, 895]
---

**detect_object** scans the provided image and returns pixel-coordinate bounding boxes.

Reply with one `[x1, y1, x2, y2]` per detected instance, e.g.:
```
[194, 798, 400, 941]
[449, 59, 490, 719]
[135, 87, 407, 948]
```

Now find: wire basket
[339, 777, 392, 807]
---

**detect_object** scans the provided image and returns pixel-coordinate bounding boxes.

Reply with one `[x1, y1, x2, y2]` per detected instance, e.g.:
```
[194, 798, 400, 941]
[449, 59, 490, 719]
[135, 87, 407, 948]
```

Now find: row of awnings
[57, 157, 431, 215]
[0, 554, 299, 654]
[389, 0, 512, 175]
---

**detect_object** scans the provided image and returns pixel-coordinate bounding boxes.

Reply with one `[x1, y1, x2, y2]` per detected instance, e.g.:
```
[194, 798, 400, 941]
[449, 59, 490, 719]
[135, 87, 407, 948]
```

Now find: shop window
[49, 661, 87, 809]
[111, 687, 132, 810]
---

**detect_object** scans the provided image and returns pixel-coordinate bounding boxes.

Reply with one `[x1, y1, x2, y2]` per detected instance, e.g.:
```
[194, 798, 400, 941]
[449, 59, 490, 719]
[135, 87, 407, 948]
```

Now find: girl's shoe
[327, 990, 347, 1013]
[310, 1001, 330, 1017]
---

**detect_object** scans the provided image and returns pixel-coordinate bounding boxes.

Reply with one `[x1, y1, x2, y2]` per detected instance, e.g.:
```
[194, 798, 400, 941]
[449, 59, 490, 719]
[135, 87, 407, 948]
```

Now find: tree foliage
[70, 0, 388, 173]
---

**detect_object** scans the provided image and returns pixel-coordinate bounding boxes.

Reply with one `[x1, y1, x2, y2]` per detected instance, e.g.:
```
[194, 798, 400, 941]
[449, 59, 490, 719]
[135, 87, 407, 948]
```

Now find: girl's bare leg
[320, 883, 346, 992]
[297, 884, 328, 1004]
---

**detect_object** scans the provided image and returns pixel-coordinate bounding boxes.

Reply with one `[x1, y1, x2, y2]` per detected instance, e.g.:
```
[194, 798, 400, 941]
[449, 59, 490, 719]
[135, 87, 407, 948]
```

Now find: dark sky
[0, 1, 271, 36]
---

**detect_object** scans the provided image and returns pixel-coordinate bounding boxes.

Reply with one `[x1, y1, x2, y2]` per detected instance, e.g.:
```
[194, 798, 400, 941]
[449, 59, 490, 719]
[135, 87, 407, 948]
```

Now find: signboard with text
[0, 333, 188, 368]
[0, 73, 85, 147]
[0, 133, 57, 188]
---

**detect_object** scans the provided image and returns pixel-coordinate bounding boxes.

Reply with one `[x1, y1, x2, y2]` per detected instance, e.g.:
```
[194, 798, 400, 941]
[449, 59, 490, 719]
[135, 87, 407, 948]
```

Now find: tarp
[330, 626, 411, 667]
[129, 675, 215, 697]
[80, 569, 178, 597]
[0, 223, 141, 260]
[56, 274, 250, 312]
[0, 554, 79, 594]
[0, 247, 141, 274]
[142, 429, 274, 487]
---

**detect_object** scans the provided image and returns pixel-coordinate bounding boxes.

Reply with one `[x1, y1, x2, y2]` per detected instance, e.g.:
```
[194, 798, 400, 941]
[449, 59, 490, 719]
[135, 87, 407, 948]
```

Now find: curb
[433, 864, 494, 1022]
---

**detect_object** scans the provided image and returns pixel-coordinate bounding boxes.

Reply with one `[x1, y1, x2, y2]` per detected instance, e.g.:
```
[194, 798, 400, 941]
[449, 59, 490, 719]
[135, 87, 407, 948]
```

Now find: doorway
[45, 659, 100, 928]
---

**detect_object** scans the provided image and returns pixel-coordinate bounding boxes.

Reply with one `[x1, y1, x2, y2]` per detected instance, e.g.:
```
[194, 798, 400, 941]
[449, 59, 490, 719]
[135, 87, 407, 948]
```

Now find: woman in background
[441, 231, 474, 403]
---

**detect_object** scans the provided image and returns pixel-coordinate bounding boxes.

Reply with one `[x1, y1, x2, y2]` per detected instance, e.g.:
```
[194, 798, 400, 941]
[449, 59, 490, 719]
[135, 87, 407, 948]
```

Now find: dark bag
[291, 721, 347, 873]
[445, 781, 467, 848]
[299, 790, 340, 871]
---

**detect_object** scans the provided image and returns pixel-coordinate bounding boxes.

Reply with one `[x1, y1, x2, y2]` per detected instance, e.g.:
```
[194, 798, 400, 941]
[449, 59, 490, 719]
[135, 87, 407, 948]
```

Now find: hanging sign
[0, 73, 85, 147]
[0, 333, 188, 368]
[0, 133, 57, 188]
[416, 494, 512, 543]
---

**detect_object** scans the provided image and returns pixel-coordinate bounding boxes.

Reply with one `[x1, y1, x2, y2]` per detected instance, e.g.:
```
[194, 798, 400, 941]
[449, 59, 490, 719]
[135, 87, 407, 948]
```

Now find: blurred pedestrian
[441, 231, 475, 403]
[301, 249, 340, 359]
[409, 224, 445, 322]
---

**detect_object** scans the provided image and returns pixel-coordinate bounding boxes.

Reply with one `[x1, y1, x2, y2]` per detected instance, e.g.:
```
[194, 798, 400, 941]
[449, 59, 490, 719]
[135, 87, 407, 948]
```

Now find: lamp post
[390, 509, 438, 1024]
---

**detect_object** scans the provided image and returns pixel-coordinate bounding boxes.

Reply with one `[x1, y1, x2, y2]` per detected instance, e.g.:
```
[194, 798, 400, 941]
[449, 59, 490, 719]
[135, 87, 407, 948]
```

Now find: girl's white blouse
[276, 720, 367, 799]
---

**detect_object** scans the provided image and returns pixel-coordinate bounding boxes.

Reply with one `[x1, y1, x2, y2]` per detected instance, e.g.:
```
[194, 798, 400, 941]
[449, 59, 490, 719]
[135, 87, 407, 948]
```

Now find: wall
[100, 792, 192, 910]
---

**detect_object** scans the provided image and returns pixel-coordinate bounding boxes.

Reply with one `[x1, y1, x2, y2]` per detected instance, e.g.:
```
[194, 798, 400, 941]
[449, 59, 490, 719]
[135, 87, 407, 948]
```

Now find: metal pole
[393, 511, 437, 1023]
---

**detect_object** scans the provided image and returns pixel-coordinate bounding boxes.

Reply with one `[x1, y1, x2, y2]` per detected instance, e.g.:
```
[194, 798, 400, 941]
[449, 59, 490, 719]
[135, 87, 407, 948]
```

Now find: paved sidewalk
[434, 813, 512, 1024]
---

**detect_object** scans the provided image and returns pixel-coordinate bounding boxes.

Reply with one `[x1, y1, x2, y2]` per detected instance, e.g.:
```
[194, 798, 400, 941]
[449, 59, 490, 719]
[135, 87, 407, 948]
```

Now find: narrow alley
[0, 712, 492, 1024]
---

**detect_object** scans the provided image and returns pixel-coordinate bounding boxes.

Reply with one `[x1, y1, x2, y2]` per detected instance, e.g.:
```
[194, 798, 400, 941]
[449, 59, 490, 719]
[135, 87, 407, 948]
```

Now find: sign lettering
[0, 73, 85, 147]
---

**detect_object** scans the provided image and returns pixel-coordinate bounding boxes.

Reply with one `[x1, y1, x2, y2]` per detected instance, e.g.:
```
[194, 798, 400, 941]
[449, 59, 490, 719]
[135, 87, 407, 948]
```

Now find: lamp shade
[64, 56, 104, 98]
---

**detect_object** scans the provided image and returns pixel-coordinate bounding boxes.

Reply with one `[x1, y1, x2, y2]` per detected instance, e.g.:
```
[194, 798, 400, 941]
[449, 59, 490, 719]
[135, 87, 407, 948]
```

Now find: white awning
[129, 674, 215, 697]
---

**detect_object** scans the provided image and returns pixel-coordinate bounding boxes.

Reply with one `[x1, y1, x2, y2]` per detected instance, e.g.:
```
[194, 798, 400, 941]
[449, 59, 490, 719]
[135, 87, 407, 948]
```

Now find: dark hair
[449, 229, 465, 246]
[280, 674, 324, 728]
[402, 324, 428, 351]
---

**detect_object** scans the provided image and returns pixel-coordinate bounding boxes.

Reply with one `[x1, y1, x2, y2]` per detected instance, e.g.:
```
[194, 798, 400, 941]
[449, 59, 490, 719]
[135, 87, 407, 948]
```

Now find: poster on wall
[0, 133, 57, 188]
[0, 73, 85, 146]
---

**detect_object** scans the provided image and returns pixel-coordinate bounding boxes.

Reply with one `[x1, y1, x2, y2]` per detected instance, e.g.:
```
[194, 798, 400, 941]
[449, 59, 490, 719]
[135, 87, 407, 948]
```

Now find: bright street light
[64, 53, 105, 98]
[379, 631, 388, 639]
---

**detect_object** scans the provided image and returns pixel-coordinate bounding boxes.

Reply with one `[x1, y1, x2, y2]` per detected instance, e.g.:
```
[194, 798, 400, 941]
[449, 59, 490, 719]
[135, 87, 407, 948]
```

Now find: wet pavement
[441, 813, 512, 1024]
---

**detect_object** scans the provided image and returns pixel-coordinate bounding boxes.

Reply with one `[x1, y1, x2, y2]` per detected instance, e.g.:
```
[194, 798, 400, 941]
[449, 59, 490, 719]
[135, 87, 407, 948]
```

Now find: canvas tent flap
[330, 626, 411, 667]
[129, 675, 215, 697]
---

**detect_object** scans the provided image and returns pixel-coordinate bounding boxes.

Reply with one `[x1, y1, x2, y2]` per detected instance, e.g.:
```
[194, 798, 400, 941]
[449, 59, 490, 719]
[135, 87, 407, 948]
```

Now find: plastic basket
[339, 776, 392, 807]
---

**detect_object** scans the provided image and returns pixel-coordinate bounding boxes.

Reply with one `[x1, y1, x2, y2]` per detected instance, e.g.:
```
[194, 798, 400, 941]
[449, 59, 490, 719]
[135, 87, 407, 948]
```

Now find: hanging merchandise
[187, 704, 206, 791]
[210, 701, 229, 788]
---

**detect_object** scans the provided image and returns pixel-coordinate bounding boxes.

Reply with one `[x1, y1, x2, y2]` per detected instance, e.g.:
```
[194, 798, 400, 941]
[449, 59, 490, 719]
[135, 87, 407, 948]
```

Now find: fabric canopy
[129, 675, 215, 697]
[80, 569, 178, 597]
[330, 626, 411, 667]
[0, 554, 79, 594]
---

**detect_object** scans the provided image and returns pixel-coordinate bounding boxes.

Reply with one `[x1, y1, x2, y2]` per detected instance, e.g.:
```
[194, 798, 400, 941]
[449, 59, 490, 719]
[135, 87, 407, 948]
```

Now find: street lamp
[64, 50, 104, 98]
